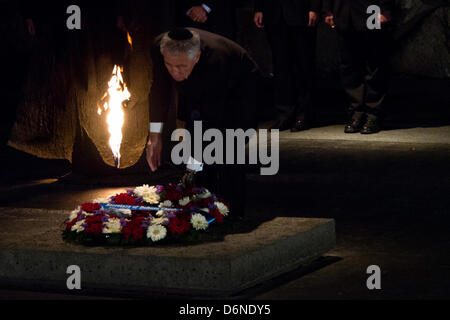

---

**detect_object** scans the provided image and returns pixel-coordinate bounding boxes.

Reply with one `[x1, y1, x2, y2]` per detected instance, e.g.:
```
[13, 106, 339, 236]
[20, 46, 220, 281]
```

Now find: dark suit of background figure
[175, 0, 238, 40]
[116, 0, 174, 39]
[150, 29, 259, 217]
[20, 1, 121, 65]
[20, 1, 85, 59]
[254, 0, 321, 126]
[323, 0, 394, 121]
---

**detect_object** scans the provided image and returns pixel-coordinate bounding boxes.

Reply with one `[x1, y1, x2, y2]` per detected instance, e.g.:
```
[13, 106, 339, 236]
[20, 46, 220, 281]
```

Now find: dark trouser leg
[185, 123, 249, 218]
[337, 29, 366, 118]
[363, 30, 391, 119]
[292, 26, 317, 122]
[265, 21, 296, 122]
[195, 164, 246, 217]
[218, 164, 246, 217]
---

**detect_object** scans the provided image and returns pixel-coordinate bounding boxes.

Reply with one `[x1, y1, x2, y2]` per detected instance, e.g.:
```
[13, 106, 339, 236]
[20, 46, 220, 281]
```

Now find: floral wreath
[63, 184, 230, 246]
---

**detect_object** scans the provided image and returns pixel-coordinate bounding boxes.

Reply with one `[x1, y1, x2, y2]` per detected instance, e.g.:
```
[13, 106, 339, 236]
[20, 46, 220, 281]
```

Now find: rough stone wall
[4, 2, 153, 169]
[77, 31, 152, 169]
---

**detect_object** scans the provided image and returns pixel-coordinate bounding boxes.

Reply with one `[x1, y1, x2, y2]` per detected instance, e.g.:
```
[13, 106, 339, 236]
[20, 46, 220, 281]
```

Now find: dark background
[0, 0, 449, 300]
[1, 0, 449, 180]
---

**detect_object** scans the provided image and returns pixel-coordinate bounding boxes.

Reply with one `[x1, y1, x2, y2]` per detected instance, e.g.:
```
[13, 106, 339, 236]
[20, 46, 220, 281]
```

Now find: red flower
[81, 203, 101, 213]
[194, 197, 213, 209]
[65, 217, 78, 231]
[85, 215, 104, 224]
[163, 184, 183, 202]
[183, 185, 199, 198]
[121, 216, 146, 241]
[210, 208, 224, 224]
[168, 216, 191, 236]
[83, 215, 104, 236]
[84, 223, 103, 236]
[113, 193, 139, 206]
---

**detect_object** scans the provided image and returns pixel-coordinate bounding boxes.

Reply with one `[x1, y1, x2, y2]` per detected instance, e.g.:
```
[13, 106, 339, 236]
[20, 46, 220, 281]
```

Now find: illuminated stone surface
[0, 208, 335, 297]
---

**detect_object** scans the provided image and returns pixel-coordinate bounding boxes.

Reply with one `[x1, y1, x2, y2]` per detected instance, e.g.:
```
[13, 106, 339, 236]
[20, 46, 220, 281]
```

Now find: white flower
[147, 225, 167, 242]
[191, 214, 209, 231]
[155, 210, 165, 217]
[71, 220, 85, 233]
[69, 207, 81, 221]
[197, 189, 211, 199]
[151, 217, 169, 226]
[103, 218, 122, 234]
[134, 184, 160, 204]
[215, 202, 229, 216]
[179, 197, 191, 207]
[92, 197, 110, 204]
[161, 200, 173, 208]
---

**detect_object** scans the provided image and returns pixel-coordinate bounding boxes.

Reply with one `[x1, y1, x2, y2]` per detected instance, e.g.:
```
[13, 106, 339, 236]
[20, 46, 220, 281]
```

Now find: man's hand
[254, 12, 264, 28]
[308, 11, 319, 27]
[188, 6, 208, 23]
[146, 132, 163, 172]
[26, 19, 35, 36]
[379, 13, 390, 25]
[324, 14, 335, 28]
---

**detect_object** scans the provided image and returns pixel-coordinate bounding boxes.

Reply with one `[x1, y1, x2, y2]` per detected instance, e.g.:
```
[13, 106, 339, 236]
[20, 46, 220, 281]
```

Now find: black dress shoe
[361, 118, 381, 134]
[344, 117, 364, 133]
[290, 120, 309, 132]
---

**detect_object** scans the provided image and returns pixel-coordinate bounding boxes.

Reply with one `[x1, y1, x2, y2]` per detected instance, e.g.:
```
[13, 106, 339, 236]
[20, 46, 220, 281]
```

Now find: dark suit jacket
[323, 0, 394, 31]
[254, 0, 322, 26]
[176, 0, 237, 39]
[149, 28, 259, 130]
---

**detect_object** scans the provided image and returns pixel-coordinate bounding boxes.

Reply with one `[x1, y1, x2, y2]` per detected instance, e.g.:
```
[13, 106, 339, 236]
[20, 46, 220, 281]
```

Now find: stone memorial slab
[0, 208, 335, 297]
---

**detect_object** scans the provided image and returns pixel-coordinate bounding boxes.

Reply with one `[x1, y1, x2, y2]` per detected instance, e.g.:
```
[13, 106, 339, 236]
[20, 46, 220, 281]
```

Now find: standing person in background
[176, 0, 238, 40]
[323, 0, 394, 134]
[116, 0, 174, 40]
[20, 0, 123, 83]
[254, 0, 321, 132]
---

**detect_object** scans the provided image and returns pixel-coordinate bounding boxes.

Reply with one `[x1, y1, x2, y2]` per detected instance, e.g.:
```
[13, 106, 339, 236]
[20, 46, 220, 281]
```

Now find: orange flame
[127, 32, 133, 48]
[100, 65, 131, 168]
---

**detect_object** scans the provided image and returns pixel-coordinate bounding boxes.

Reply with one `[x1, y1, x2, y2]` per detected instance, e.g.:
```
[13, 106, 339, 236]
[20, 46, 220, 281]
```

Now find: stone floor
[1, 82, 449, 299]
[0, 122, 449, 299]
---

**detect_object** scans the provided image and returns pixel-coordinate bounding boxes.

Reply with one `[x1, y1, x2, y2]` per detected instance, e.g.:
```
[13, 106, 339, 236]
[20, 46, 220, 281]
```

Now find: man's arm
[322, 0, 333, 14]
[253, 0, 264, 28]
[20, 0, 36, 35]
[186, 0, 213, 23]
[20, 0, 39, 19]
[380, 0, 394, 21]
[323, 0, 335, 28]
[201, 0, 216, 13]
[310, 0, 322, 13]
[149, 43, 171, 127]
[308, 0, 322, 26]
[254, 0, 264, 13]
[147, 41, 172, 171]
[380, 0, 394, 14]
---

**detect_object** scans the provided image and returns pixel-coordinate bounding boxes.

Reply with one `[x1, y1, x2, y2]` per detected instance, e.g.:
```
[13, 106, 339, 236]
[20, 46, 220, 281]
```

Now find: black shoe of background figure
[361, 117, 381, 134]
[290, 119, 309, 132]
[270, 118, 292, 131]
[344, 114, 364, 133]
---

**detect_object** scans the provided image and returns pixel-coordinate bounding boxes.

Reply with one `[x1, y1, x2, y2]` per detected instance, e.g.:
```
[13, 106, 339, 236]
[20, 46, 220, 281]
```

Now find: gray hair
[160, 30, 201, 60]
